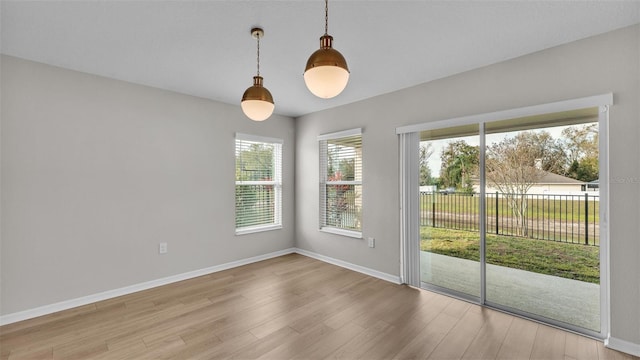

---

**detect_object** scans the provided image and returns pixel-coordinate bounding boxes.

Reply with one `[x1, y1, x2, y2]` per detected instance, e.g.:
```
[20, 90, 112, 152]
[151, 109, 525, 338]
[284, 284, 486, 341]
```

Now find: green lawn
[421, 227, 600, 284]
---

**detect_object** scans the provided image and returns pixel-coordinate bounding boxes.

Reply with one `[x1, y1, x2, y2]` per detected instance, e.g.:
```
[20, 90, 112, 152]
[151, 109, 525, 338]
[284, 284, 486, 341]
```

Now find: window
[319, 128, 362, 237]
[235, 133, 282, 234]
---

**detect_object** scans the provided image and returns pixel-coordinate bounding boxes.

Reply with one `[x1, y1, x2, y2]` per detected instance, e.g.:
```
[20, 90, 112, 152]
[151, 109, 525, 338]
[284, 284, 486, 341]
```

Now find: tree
[562, 124, 599, 182]
[568, 157, 598, 182]
[523, 131, 568, 176]
[236, 143, 274, 181]
[440, 140, 479, 192]
[419, 143, 434, 186]
[327, 143, 357, 180]
[561, 124, 598, 164]
[486, 132, 546, 236]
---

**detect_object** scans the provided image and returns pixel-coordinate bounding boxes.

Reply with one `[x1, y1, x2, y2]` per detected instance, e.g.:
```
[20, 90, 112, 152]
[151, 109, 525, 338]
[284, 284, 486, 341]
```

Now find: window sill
[320, 227, 362, 239]
[236, 224, 282, 236]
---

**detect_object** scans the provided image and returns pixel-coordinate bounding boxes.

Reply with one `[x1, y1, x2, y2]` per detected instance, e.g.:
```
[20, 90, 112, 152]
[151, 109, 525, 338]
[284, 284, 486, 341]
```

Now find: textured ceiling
[2, 1, 639, 118]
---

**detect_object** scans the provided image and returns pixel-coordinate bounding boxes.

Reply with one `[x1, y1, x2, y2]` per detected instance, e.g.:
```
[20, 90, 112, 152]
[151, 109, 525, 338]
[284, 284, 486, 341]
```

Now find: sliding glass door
[419, 124, 481, 300]
[484, 119, 601, 332]
[400, 96, 610, 338]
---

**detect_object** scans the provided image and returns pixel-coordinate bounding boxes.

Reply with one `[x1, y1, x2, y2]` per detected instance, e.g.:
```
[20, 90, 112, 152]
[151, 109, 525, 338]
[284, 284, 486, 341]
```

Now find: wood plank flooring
[0, 253, 636, 359]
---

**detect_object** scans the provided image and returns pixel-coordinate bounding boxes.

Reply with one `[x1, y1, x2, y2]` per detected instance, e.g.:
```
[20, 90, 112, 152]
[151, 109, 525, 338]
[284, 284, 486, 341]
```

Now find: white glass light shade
[241, 76, 274, 121]
[304, 35, 349, 99]
[303, 65, 350, 99]
[241, 99, 275, 122]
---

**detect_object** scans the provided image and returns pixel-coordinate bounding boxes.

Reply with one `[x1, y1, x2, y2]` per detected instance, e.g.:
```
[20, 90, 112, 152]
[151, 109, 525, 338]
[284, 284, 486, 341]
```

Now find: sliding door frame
[397, 93, 612, 339]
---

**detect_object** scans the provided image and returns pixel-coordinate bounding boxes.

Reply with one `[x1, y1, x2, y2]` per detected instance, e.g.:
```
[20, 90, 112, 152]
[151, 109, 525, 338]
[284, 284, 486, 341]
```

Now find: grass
[421, 227, 600, 284]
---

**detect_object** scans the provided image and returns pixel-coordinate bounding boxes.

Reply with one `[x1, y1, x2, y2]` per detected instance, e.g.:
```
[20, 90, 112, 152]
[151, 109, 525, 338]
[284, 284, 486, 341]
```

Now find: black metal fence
[420, 192, 599, 246]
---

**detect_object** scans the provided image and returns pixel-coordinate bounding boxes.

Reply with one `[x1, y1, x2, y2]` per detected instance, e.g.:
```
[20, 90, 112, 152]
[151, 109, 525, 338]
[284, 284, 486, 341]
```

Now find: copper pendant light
[241, 28, 274, 121]
[304, 0, 350, 99]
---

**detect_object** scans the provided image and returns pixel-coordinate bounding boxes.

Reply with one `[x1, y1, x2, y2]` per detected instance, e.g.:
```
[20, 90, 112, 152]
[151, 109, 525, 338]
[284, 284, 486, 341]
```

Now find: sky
[423, 124, 582, 177]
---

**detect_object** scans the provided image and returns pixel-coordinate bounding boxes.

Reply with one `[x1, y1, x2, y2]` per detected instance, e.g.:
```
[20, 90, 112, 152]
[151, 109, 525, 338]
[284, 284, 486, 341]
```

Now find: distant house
[473, 171, 592, 195]
[419, 185, 437, 193]
[585, 179, 599, 191]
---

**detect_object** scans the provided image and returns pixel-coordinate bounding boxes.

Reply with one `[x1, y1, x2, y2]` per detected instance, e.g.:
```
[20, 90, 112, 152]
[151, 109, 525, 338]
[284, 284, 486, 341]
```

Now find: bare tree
[528, 131, 568, 176]
[486, 133, 546, 236]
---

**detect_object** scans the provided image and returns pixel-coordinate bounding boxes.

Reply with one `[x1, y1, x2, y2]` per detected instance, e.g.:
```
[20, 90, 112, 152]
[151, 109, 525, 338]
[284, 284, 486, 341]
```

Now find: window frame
[235, 133, 283, 235]
[318, 128, 363, 238]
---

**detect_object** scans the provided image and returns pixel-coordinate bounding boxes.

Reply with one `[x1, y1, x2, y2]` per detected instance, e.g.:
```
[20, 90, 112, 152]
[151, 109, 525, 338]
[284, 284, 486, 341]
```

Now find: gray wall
[296, 24, 640, 345]
[0, 55, 296, 314]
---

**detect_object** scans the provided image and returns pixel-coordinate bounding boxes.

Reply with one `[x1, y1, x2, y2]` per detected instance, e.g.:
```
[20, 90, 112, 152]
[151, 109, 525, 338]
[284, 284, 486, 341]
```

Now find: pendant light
[304, 0, 349, 99]
[241, 28, 274, 121]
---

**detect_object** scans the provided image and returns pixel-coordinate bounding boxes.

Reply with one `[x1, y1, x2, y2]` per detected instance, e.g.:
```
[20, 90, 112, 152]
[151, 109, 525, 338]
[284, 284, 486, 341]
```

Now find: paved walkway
[420, 251, 600, 331]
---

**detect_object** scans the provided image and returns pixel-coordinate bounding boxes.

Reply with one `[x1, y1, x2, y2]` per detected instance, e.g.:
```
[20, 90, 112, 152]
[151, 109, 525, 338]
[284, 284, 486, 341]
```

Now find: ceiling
[2, 1, 639, 118]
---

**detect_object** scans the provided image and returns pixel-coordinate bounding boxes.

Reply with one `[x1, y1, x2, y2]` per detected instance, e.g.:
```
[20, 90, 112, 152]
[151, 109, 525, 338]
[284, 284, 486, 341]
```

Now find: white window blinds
[235, 133, 283, 234]
[319, 128, 362, 236]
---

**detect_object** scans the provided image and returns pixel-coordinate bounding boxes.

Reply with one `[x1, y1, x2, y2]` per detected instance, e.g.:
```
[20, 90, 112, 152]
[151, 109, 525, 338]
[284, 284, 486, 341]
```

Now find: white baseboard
[294, 248, 401, 284]
[0, 248, 296, 326]
[605, 336, 640, 357]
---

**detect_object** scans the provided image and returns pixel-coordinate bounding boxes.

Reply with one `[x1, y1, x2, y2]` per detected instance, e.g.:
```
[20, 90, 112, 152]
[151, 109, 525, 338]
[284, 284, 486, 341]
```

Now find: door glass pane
[484, 120, 600, 331]
[420, 125, 481, 299]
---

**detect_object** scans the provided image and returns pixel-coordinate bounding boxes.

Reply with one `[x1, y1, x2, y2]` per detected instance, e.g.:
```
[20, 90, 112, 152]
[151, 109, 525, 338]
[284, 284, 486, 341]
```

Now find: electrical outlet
[368, 237, 375, 248]
[159, 242, 168, 254]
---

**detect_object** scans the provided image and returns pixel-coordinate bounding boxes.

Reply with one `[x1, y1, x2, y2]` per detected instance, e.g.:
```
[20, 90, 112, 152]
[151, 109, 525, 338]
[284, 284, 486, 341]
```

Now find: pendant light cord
[256, 34, 260, 76]
[324, 0, 329, 35]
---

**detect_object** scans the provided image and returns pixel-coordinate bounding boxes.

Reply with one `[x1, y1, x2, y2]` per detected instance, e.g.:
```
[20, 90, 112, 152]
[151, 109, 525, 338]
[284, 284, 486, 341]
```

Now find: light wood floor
[1, 254, 636, 360]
